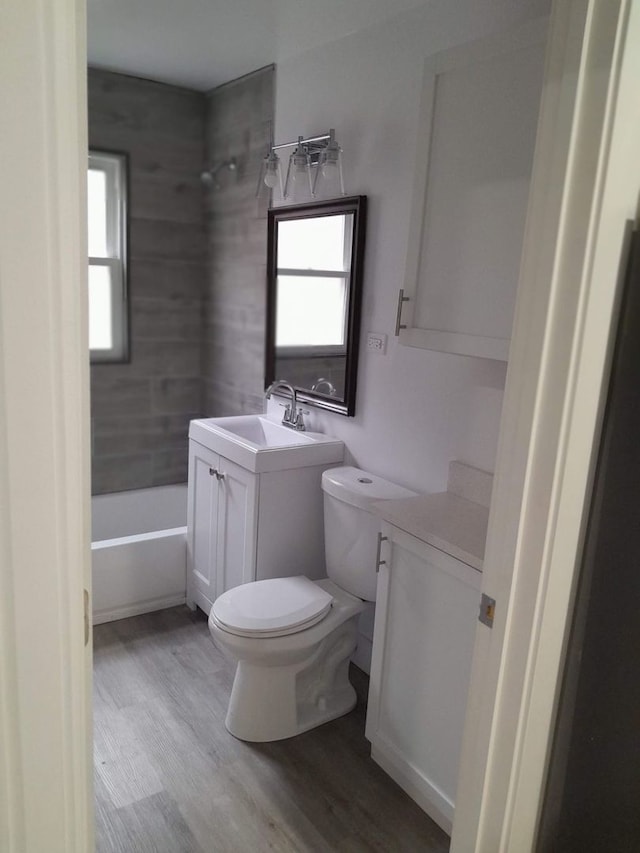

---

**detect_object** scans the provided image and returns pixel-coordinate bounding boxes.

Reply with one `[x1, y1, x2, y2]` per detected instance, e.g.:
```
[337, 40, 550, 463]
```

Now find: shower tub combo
[91, 484, 188, 625]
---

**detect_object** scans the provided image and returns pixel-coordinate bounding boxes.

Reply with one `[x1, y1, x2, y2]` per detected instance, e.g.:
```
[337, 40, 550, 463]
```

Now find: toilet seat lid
[212, 576, 333, 637]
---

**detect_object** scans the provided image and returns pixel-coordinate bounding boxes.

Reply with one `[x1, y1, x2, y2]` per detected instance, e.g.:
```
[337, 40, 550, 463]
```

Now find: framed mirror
[265, 196, 367, 416]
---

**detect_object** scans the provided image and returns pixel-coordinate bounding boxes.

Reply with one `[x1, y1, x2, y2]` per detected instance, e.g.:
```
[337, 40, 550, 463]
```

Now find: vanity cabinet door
[213, 455, 258, 597]
[366, 524, 482, 835]
[186, 441, 258, 614]
[187, 442, 221, 613]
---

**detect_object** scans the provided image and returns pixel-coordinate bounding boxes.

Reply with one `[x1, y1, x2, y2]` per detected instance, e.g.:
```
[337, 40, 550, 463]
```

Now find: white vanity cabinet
[186, 440, 258, 614]
[366, 518, 483, 835]
[186, 426, 343, 615]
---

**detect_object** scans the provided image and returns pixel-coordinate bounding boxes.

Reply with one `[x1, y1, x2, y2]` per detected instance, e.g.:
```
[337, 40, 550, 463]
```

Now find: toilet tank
[322, 466, 418, 602]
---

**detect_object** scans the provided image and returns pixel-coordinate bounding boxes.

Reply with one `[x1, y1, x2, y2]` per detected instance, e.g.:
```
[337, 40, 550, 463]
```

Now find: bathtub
[91, 485, 188, 625]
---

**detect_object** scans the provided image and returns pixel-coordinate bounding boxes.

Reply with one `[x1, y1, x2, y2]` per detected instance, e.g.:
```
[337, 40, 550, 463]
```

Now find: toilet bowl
[210, 577, 365, 741]
[209, 465, 417, 742]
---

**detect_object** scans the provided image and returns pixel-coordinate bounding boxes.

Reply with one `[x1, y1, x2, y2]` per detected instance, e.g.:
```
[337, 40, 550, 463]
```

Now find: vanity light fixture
[256, 129, 346, 200]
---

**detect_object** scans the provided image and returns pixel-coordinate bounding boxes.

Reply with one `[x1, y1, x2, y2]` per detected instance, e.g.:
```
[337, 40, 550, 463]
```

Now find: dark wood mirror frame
[265, 196, 367, 417]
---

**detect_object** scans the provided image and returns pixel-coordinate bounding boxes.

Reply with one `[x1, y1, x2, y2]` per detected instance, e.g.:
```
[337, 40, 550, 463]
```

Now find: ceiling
[87, 0, 428, 91]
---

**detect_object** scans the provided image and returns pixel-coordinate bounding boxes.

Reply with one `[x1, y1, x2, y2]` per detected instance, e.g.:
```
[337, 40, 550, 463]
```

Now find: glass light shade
[283, 138, 313, 202]
[256, 150, 282, 197]
[264, 165, 279, 189]
[264, 151, 282, 189]
[312, 130, 345, 198]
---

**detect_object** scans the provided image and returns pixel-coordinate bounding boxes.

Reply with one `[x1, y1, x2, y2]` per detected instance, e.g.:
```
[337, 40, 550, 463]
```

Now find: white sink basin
[217, 416, 314, 448]
[189, 415, 344, 473]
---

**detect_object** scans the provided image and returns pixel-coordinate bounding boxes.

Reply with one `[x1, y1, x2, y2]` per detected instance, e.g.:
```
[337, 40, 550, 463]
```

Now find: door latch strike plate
[479, 593, 496, 628]
[84, 588, 90, 646]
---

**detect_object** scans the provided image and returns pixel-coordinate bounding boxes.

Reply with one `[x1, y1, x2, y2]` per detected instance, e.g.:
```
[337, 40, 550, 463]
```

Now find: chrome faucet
[265, 380, 307, 431]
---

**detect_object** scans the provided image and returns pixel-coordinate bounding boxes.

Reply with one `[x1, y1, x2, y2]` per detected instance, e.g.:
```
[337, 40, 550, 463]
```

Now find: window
[88, 151, 128, 362]
[274, 212, 353, 355]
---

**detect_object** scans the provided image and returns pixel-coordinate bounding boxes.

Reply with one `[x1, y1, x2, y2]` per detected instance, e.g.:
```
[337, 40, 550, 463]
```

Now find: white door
[452, 1, 640, 849]
[2, 2, 638, 851]
[0, 1, 93, 851]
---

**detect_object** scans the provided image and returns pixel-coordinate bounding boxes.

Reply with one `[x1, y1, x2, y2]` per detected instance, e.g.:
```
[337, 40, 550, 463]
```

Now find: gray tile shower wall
[88, 66, 274, 495]
[203, 66, 275, 417]
[88, 69, 207, 495]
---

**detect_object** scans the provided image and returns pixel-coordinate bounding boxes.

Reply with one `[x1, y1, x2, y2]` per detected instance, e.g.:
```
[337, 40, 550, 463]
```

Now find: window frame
[88, 150, 129, 363]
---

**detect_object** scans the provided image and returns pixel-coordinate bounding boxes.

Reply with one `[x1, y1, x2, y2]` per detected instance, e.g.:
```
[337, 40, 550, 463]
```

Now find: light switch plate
[367, 333, 387, 354]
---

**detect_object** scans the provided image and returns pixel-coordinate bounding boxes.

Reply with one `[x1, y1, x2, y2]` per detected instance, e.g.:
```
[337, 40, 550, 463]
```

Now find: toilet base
[224, 614, 360, 742]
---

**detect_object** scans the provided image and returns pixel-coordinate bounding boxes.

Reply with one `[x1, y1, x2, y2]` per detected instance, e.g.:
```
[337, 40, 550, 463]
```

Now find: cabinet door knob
[209, 467, 225, 481]
[215, 470, 225, 481]
[209, 467, 217, 476]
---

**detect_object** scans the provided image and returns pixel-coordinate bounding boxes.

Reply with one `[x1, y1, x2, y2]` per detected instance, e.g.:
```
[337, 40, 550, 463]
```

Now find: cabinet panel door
[399, 21, 547, 360]
[186, 442, 220, 613]
[367, 526, 481, 832]
[215, 456, 258, 595]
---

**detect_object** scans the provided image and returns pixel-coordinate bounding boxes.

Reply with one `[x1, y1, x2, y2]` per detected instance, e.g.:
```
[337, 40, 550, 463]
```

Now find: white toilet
[208, 465, 417, 742]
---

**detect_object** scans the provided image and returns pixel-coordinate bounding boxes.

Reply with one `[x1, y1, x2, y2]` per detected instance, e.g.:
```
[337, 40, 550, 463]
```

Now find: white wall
[271, 0, 550, 494]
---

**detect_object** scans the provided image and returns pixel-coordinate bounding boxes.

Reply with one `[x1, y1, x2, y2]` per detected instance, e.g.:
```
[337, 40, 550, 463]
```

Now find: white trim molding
[452, 1, 640, 849]
[0, 1, 93, 851]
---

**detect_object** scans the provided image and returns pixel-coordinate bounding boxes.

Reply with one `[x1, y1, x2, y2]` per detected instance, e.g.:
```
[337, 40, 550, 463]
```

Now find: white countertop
[373, 492, 489, 571]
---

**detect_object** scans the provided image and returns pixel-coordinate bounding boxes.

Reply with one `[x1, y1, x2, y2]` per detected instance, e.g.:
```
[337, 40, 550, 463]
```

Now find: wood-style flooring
[94, 606, 450, 853]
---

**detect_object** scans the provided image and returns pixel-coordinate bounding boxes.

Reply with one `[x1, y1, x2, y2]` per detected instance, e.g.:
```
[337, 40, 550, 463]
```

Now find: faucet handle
[279, 402, 294, 423]
[294, 407, 309, 431]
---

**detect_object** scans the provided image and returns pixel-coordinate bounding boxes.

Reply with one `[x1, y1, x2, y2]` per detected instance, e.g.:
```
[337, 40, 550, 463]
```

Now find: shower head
[200, 157, 237, 188]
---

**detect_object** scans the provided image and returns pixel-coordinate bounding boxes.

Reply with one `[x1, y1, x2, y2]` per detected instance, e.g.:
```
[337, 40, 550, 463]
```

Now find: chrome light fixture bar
[256, 129, 345, 200]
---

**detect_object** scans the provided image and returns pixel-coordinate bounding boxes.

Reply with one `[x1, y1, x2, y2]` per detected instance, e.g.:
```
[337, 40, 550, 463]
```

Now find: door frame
[452, 1, 640, 849]
[1, 1, 639, 851]
[0, 1, 93, 851]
